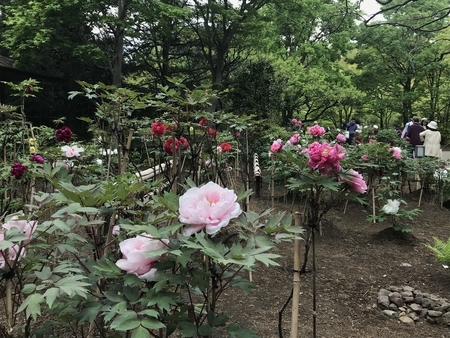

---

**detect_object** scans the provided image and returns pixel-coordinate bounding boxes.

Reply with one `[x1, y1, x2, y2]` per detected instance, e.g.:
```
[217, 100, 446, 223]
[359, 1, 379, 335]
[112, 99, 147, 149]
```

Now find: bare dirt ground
[222, 185, 450, 338]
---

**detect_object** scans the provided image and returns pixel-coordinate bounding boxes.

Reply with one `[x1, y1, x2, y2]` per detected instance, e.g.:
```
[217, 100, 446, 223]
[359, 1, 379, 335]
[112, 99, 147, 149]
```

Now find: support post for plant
[121, 128, 134, 173]
[372, 187, 376, 223]
[418, 180, 424, 207]
[172, 135, 178, 194]
[290, 212, 302, 338]
[271, 157, 275, 209]
[6, 275, 13, 334]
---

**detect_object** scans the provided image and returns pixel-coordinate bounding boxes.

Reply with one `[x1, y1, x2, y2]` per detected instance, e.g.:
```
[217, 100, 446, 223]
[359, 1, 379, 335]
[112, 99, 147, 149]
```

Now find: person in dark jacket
[346, 118, 358, 145]
[406, 116, 424, 149]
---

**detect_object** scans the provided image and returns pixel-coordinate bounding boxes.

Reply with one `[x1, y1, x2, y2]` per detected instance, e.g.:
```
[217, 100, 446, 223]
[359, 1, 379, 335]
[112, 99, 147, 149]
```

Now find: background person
[421, 118, 428, 129]
[346, 118, 358, 145]
[420, 121, 441, 158]
[401, 116, 414, 138]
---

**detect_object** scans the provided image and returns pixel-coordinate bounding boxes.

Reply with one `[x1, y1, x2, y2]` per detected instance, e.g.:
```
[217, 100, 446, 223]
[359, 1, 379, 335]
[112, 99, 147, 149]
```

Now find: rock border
[378, 285, 450, 325]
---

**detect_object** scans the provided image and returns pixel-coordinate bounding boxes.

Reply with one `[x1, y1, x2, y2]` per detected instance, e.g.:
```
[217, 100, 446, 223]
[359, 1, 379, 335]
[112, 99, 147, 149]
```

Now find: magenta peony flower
[30, 154, 44, 164]
[341, 169, 367, 194]
[10, 162, 28, 179]
[115, 234, 169, 281]
[309, 125, 326, 138]
[390, 147, 402, 159]
[55, 126, 73, 142]
[179, 182, 242, 236]
[289, 133, 300, 145]
[336, 134, 346, 143]
[270, 139, 283, 153]
[303, 142, 346, 175]
[61, 145, 84, 158]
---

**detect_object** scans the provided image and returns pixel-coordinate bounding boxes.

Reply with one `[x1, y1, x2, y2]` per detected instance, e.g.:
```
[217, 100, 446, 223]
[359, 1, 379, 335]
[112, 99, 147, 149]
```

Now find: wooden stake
[271, 157, 275, 209]
[418, 180, 424, 207]
[372, 187, 376, 223]
[290, 212, 302, 338]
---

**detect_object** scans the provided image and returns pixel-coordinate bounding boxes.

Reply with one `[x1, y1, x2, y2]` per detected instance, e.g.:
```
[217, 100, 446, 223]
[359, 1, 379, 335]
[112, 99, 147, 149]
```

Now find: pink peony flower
[2, 215, 38, 239]
[309, 125, 326, 138]
[30, 154, 44, 164]
[336, 134, 346, 143]
[115, 234, 169, 281]
[0, 233, 23, 268]
[291, 118, 302, 127]
[289, 134, 300, 145]
[112, 225, 120, 235]
[55, 126, 73, 143]
[341, 169, 367, 194]
[270, 139, 283, 153]
[10, 162, 28, 179]
[390, 147, 402, 159]
[178, 182, 242, 236]
[361, 154, 369, 160]
[369, 139, 376, 143]
[61, 145, 84, 158]
[303, 142, 346, 175]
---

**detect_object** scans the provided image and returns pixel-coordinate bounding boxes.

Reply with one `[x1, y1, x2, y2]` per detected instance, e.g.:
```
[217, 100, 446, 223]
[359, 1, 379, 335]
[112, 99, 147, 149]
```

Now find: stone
[398, 307, 406, 312]
[428, 310, 443, 317]
[388, 286, 402, 293]
[389, 292, 404, 307]
[401, 291, 413, 298]
[383, 310, 398, 319]
[427, 316, 438, 324]
[378, 288, 391, 297]
[404, 297, 414, 303]
[409, 303, 422, 313]
[389, 303, 398, 311]
[420, 309, 428, 318]
[399, 311, 407, 317]
[399, 316, 414, 324]
[440, 302, 450, 311]
[414, 297, 423, 305]
[403, 286, 414, 292]
[378, 290, 390, 310]
[422, 298, 431, 309]
[408, 313, 419, 321]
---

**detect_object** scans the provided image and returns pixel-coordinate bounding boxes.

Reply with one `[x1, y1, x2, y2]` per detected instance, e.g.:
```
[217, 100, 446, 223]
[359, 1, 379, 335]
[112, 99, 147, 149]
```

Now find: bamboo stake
[271, 157, 275, 209]
[6, 277, 13, 334]
[418, 180, 424, 207]
[372, 187, 376, 223]
[343, 199, 349, 214]
[290, 212, 302, 338]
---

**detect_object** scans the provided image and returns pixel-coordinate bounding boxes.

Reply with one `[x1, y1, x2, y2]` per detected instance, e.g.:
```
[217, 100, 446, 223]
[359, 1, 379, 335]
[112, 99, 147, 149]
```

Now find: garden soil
[219, 186, 450, 338]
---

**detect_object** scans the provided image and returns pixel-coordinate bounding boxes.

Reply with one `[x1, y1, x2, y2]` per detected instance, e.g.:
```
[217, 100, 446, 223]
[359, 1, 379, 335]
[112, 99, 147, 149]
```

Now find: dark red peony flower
[179, 137, 189, 150]
[219, 142, 232, 152]
[207, 128, 217, 137]
[373, 129, 379, 135]
[164, 137, 179, 155]
[151, 121, 166, 137]
[55, 126, 73, 143]
[199, 118, 208, 126]
[10, 162, 28, 179]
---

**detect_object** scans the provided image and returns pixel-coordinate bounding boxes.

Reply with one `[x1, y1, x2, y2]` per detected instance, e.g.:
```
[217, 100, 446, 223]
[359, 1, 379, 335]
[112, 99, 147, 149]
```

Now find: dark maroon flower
[179, 137, 189, 150]
[10, 162, 28, 179]
[199, 118, 208, 126]
[55, 126, 73, 142]
[30, 154, 45, 164]
[373, 129, 379, 135]
[368, 130, 373, 136]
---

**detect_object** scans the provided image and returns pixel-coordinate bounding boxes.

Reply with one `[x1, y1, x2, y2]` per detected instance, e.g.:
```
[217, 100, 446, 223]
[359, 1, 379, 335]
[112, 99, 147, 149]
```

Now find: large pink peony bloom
[309, 125, 326, 138]
[2, 216, 38, 239]
[341, 169, 367, 194]
[336, 133, 346, 143]
[179, 182, 242, 236]
[289, 133, 300, 145]
[0, 233, 23, 268]
[270, 139, 283, 153]
[61, 145, 84, 158]
[390, 147, 402, 159]
[115, 234, 169, 281]
[303, 142, 346, 175]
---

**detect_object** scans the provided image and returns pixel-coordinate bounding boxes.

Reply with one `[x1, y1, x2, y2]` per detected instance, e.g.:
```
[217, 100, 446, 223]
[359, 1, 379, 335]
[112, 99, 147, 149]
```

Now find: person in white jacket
[419, 121, 441, 158]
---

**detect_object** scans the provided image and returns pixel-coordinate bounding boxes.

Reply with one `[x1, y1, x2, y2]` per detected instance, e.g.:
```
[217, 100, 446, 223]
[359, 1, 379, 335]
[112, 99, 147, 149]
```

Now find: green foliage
[425, 237, 450, 265]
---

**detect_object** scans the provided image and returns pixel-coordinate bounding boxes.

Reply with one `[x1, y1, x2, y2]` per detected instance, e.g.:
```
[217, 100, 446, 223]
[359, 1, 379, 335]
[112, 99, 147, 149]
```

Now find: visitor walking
[420, 121, 441, 158]
[346, 118, 358, 145]
[401, 116, 414, 138]
[406, 117, 423, 147]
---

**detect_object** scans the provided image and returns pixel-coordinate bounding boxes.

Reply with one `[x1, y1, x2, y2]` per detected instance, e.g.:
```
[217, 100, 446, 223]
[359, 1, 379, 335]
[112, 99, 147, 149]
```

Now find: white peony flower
[382, 199, 400, 214]
[434, 169, 448, 179]
[95, 159, 103, 165]
[373, 125, 379, 129]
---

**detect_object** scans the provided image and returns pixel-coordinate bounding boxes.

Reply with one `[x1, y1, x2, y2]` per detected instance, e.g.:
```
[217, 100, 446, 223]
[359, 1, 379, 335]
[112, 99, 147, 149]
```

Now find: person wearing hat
[419, 121, 441, 157]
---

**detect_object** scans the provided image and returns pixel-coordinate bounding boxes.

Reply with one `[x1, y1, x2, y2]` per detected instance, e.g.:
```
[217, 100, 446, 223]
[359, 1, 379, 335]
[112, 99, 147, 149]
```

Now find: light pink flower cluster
[288, 133, 300, 145]
[340, 169, 367, 194]
[336, 134, 346, 143]
[390, 147, 402, 159]
[291, 118, 302, 127]
[303, 142, 346, 175]
[1, 215, 38, 268]
[178, 182, 242, 236]
[270, 139, 283, 153]
[361, 154, 369, 161]
[115, 234, 169, 281]
[61, 145, 84, 158]
[309, 125, 326, 138]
